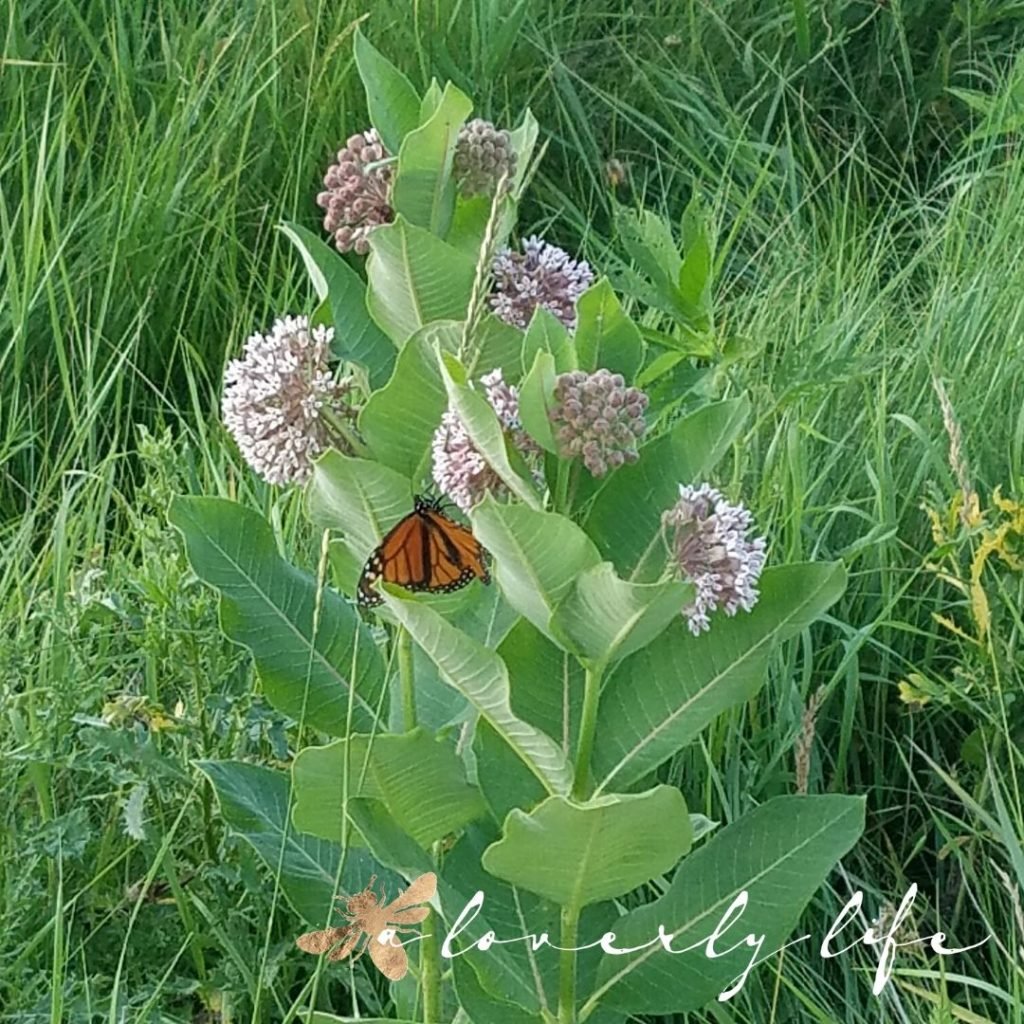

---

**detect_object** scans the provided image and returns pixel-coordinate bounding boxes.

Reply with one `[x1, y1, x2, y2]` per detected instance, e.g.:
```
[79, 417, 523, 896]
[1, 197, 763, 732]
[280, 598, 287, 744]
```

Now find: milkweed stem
[421, 876, 442, 1023]
[572, 662, 604, 801]
[558, 903, 580, 1024]
[397, 625, 417, 732]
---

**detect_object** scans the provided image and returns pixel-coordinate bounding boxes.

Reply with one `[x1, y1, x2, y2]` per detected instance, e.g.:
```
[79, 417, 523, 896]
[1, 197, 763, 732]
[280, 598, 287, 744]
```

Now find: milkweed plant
[171, 29, 865, 1024]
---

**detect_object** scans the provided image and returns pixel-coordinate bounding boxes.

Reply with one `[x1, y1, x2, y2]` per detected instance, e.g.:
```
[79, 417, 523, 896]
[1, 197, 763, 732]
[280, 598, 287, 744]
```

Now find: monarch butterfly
[357, 495, 491, 608]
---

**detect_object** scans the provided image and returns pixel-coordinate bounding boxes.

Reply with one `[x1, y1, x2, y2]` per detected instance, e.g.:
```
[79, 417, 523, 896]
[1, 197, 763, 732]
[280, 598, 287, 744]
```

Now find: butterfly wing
[357, 513, 422, 607]
[419, 507, 490, 594]
[358, 502, 490, 607]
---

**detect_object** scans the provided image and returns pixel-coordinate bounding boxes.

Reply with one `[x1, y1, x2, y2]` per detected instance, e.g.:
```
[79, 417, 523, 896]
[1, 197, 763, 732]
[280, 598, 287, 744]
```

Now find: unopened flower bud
[316, 128, 394, 255]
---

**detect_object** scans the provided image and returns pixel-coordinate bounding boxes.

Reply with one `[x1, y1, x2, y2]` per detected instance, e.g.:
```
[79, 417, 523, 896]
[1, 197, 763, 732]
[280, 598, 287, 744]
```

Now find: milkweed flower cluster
[317, 129, 394, 254]
[490, 236, 594, 330]
[222, 315, 354, 486]
[454, 119, 517, 197]
[549, 369, 648, 477]
[663, 483, 767, 635]
[432, 369, 537, 512]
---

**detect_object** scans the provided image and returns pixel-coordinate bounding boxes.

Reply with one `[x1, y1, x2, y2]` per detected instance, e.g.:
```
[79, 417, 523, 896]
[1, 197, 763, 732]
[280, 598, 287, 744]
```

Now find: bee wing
[387, 871, 437, 914]
[327, 929, 363, 962]
[296, 926, 350, 955]
[388, 906, 431, 925]
[369, 929, 409, 981]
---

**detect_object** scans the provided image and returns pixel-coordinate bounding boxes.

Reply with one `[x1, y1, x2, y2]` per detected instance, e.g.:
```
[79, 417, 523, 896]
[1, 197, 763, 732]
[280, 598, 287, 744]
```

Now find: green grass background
[2, 0, 1024, 1021]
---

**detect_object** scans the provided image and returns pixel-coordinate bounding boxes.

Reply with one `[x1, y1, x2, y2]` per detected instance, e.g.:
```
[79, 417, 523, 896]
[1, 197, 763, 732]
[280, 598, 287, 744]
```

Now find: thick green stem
[397, 630, 439, 1022]
[553, 456, 570, 515]
[421, 896, 442, 1023]
[397, 625, 417, 732]
[560, 662, 603, 1023]
[572, 662, 604, 800]
[558, 904, 580, 1024]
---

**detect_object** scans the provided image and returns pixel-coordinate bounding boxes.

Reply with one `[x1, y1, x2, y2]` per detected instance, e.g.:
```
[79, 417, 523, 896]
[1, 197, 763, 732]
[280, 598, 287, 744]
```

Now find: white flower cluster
[222, 315, 351, 486]
[663, 483, 767, 635]
[490, 236, 594, 330]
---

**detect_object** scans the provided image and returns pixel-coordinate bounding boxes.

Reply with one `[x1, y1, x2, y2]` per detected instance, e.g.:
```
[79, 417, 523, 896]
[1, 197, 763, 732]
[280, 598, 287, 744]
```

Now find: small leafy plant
[171, 29, 864, 1023]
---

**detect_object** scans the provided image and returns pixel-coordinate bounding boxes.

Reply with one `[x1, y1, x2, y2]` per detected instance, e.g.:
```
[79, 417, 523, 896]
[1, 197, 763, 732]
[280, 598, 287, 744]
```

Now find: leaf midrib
[596, 570, 836, 792]
[580, 802, 859, 1015]
[200, 524, 377, 722]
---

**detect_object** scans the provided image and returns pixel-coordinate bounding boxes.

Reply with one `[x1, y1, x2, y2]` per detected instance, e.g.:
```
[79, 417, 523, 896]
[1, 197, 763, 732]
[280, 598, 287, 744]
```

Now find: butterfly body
[358, 495, 491, 607]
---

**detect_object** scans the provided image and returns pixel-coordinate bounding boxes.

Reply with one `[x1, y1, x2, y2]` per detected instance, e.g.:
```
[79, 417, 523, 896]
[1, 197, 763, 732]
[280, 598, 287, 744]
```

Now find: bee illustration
[295, 872, 437, 981]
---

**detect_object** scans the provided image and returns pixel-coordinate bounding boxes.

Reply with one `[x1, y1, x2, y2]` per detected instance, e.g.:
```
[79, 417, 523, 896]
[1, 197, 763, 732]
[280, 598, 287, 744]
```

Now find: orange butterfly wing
[358, 498, 490, 607]
[420, 506, 491, 590]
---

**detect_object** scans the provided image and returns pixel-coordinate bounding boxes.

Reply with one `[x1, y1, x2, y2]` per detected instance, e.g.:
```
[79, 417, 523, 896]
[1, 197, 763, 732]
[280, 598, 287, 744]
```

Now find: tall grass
[2, 0, 1023, 1021]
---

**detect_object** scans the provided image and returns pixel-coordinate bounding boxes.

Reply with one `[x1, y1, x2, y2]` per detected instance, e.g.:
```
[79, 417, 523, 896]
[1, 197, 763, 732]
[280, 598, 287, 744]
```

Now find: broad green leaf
[409, 585, 520, 732]
[593, 563, 847, 793]
[366, 217, 475, 345]
[575, 278, 644, 381]
[445, 823, 624, 1020]
[292, 729, 486, 848]
[518, 350, 558, 454]
[307, 450, 412, 556]
[473, 718, 548, 824]
[636, 349, 685, 389]
[360, 321, 461, 480]
[382, 589, 572, 796]
[446, 195, 493, 259]
[677, 195, 713, 330]
[585, 397, 750, 577]
[392, 82, 473, 236]
[499, 617, 584, 751]
[444, 823, 557, 1014]
[439, 352, 541, 508]
[452, 957, 543, 1024]
[353, 27, 420, 155]
[608, 259, 685, 323]
[467, 312, 527, 381]
[614, 205, 683, 310]
[483, 788, 691, 907]
[522, 305, 574, 373]
[584, 795, 865, 1016]
[169, 498, 384, 733]
[420, 78, 443, 120]
[345, 798, 437, 882]
[549, 562, 692, 666]
[471, 499, 602, 639]
[328, 537, 363, 598]
[279, 222, 394, 387]
[197, 761, 384, 926]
